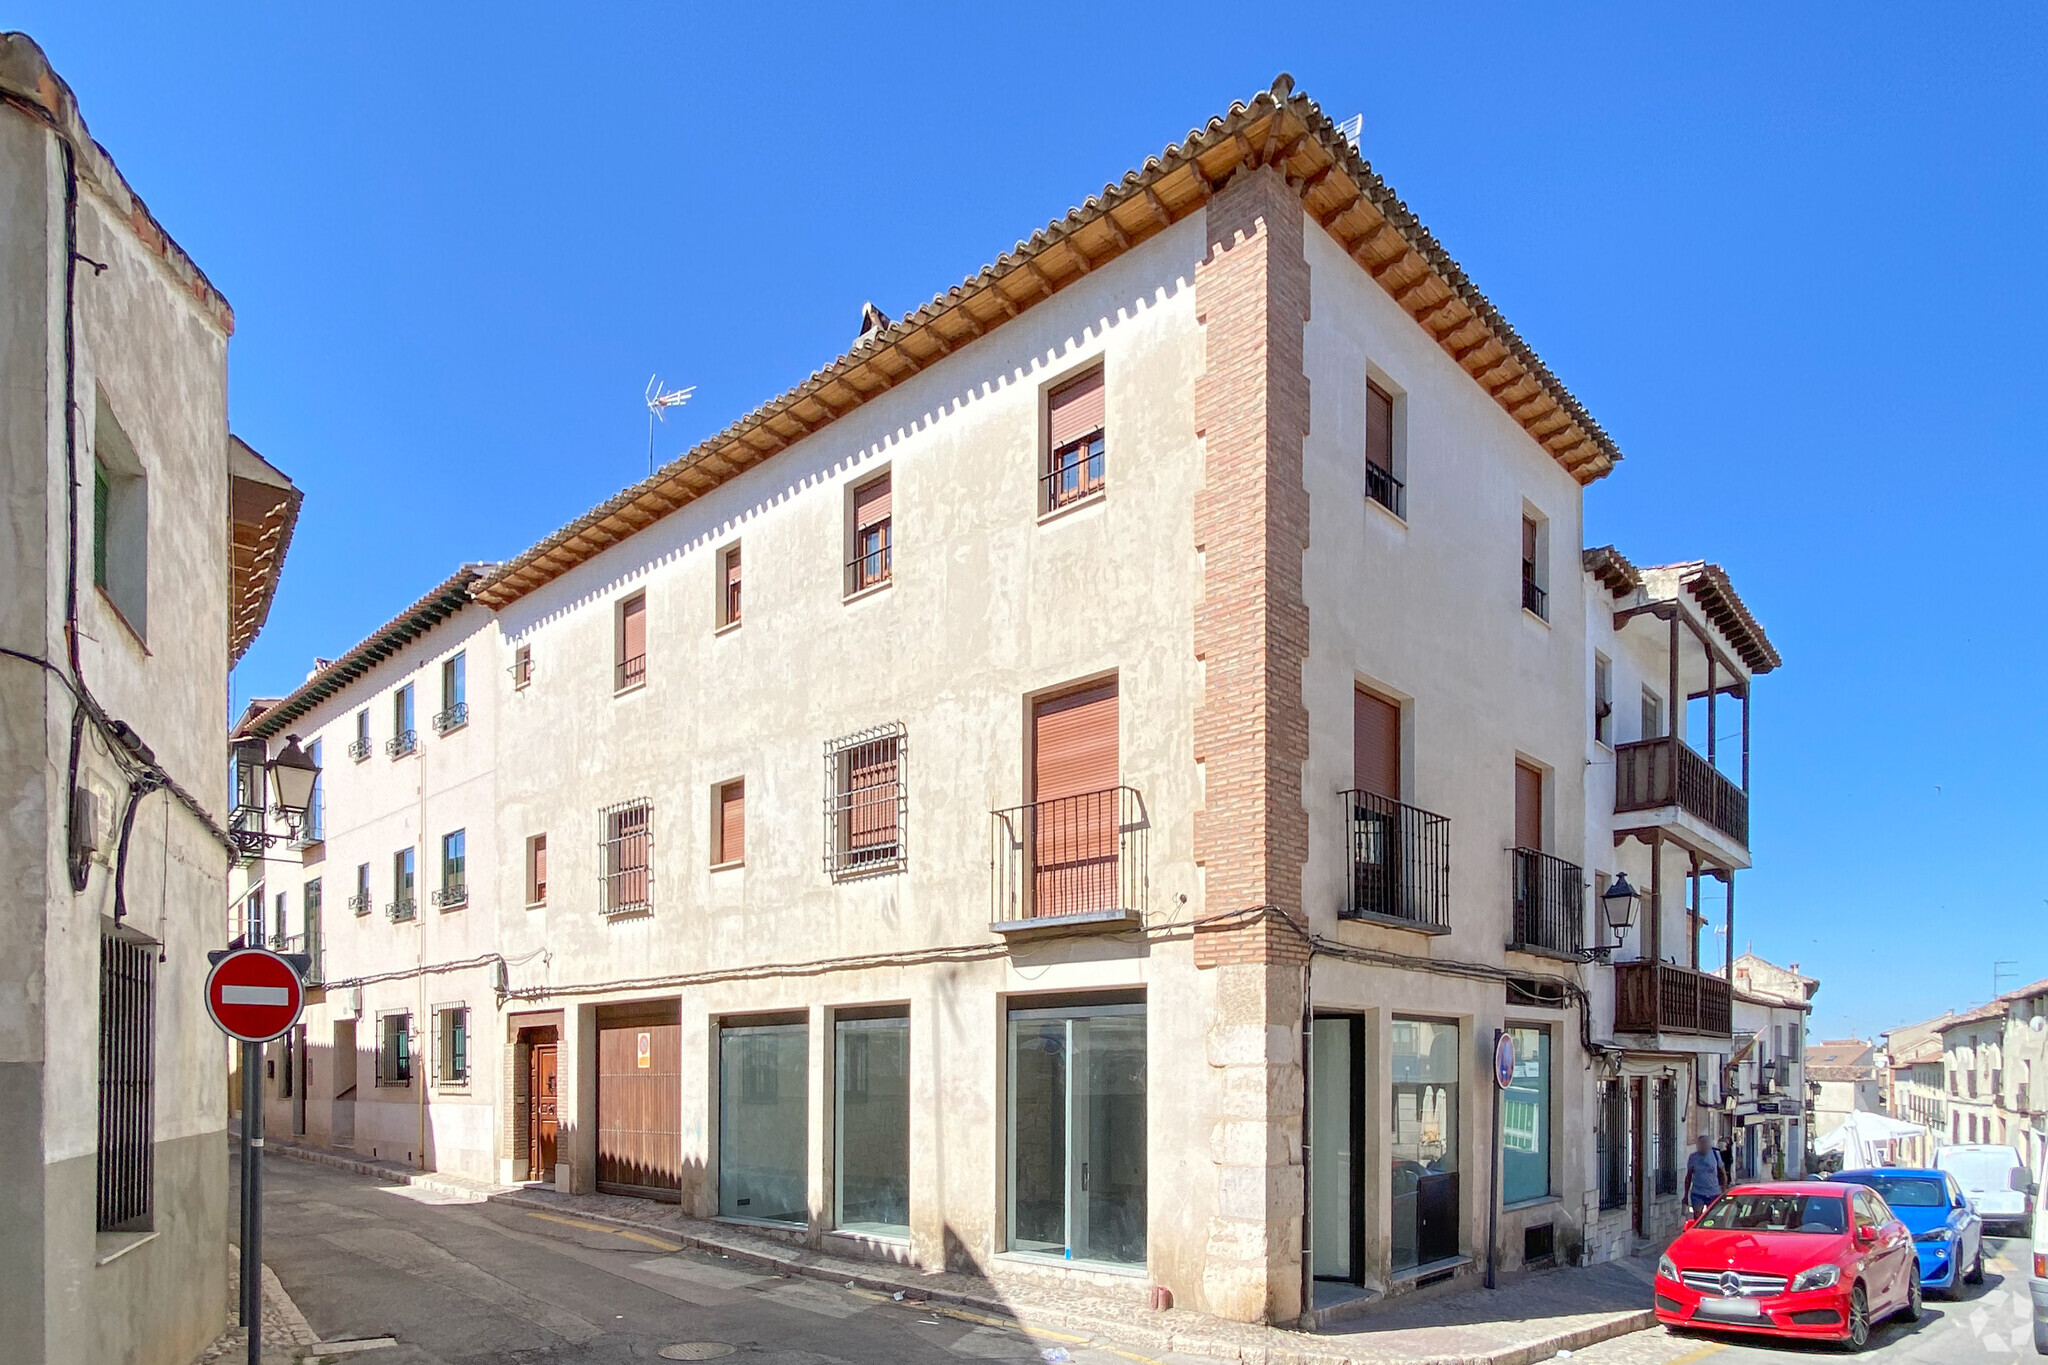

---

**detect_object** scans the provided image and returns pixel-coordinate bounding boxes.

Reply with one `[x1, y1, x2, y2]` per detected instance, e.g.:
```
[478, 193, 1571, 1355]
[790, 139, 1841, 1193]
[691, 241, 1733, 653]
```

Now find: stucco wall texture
[233, 158, 1764, 1323]
[1, 94, 237, 1365]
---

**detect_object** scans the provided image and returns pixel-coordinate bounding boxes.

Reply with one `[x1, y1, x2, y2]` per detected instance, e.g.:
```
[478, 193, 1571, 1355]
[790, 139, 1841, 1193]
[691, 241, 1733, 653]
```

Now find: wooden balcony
[1613, 737, 1748, 849]
[1614, 960, 1732, 1037]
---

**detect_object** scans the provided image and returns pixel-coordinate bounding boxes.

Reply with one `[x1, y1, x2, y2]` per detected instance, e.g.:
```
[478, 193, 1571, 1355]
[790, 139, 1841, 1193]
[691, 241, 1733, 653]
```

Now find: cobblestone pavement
[1555, 1234, 2036, 1365]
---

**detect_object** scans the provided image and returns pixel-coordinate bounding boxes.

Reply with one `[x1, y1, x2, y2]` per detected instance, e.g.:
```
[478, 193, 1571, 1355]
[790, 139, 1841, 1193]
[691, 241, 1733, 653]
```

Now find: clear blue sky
[22, 5, 2043, 1040]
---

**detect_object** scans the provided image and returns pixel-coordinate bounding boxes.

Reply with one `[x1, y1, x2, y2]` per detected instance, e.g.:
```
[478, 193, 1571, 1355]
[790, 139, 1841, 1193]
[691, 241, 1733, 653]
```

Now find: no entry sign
[205, 947, 305, 1043]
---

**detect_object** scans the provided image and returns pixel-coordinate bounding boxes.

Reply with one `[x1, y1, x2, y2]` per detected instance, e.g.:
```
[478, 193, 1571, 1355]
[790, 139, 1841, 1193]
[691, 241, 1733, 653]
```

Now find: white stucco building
[232, 75, 1781, 1324]
[0, 33, 300, 1365]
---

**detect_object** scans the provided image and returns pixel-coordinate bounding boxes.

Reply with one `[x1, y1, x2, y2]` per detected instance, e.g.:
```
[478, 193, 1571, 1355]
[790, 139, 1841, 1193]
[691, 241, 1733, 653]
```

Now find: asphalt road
[246, 1153, 1196, 1365]
[1565, 1233, 2040, 1364]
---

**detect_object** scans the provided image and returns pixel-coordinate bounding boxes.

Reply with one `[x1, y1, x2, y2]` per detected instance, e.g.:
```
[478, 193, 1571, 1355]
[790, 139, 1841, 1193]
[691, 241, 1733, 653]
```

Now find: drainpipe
[417, 744, 428, 1169]
[1299, 955, 1313, 1326]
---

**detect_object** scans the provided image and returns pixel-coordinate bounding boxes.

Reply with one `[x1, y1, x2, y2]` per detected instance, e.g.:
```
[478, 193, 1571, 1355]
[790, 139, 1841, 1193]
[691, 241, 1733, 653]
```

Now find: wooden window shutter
[1048, 369, 1105, 450]
[723, 545, 742, 624]
[1033, 681, 1118, 801]
[1514, 762, 1543, 852]
[1352, 688, 1400, 799]
[1366, 381, 1394, 473]
[528, 835, 547, 903]
[1521, 516, 1538, 564]
[854, 474, 891, 531]
[719, 781, 745, 864]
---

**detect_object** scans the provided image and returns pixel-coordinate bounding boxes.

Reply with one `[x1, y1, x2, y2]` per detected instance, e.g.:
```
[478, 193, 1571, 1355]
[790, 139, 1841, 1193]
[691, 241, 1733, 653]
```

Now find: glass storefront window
[1391, 1017, 1459, 1272]
[719, 1021, 808, 1224]
[1501, 1026, 1550, 1204]
[1007, 1000, 1146, 1267]
[835, 1014, 910, 1236]
[1311, 1016, 1361, 1282]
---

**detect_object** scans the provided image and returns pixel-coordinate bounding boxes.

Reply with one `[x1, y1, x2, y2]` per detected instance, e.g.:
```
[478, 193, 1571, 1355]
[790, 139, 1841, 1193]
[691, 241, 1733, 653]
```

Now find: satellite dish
[2032, 1015, 2045, 1034]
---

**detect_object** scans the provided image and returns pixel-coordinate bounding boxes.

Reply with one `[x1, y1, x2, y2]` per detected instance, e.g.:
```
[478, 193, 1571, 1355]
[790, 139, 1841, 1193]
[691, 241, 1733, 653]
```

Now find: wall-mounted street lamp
[1577, 872, 1641, 963]
[229, 734, 320, 858]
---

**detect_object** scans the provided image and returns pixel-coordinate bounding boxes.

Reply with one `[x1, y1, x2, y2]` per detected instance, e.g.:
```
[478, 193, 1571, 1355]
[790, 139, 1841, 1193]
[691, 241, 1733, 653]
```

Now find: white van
[1937, 1144, 2035, 1234]
[2031, 1144, 2046, 1354]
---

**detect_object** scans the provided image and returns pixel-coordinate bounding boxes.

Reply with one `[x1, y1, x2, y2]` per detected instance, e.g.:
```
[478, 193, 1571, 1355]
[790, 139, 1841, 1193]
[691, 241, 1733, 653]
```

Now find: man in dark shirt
[1684, 1134, 1725, 1215]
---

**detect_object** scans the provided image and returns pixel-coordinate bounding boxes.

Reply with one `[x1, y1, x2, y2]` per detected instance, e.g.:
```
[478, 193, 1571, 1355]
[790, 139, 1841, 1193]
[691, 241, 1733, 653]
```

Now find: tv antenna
[1994, 960, 2018, 998]
[644, 376, 695, 476]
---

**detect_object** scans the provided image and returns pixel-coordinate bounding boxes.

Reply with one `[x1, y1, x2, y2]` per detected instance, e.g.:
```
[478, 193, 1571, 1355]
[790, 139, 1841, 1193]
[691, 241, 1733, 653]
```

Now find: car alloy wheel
[1842, 1283, 1870, 1352]
[1963, 1245, 1984, 1285]
[1901, 1272, 1922, 1322]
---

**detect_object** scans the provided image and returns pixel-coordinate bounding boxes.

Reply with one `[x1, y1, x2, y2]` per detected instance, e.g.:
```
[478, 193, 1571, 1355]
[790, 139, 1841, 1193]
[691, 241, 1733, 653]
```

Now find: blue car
[1830, 1168, 1985, 1295]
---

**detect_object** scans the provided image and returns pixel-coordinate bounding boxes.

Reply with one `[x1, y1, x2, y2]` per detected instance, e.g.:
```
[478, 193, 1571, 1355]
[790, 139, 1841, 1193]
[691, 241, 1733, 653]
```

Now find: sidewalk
[256, 1134, 1660, 1365]
[192, 1247, 320, 1365]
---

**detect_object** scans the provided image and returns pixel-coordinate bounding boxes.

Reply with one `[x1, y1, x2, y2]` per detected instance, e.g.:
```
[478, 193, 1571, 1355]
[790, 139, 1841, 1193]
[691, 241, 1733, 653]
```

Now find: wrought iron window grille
[347, 890, 373, 916]
[386, 729, 417, 758]
[432, 702, 469, 734]
[598, 798, 653, 915]
[386, 898, 416, 922]
[346, 737, 371, 762]
[430, 885, 467, 908]
[823, 723, 906, 878]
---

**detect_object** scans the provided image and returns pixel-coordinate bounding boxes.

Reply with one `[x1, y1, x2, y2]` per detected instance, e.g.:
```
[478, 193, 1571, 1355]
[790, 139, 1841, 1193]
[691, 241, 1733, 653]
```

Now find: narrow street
[1566, 1233, 2038, 1364]
[246, 1152, 1211, 1365]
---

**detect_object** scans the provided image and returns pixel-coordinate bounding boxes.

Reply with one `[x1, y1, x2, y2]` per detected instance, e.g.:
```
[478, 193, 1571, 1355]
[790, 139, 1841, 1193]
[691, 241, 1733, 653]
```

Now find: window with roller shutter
[825, 724, 906, 877]
[719, 543, 742, 628]
[1365, 379, 1404, 516]
[717, 780, 745, 866]
[1352, 688, 1401, 800]
[1514, 761, 1544, 852]
[847, 474, 892, 595]
[1043, 367, 1105, 511]
[1030, 680, 1118, 917]
[615, 593, 647, 692]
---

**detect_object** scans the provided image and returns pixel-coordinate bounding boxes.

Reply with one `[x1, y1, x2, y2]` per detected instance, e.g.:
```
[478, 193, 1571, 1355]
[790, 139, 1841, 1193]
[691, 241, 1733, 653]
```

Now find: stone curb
[256, 1138, 1656, 1365]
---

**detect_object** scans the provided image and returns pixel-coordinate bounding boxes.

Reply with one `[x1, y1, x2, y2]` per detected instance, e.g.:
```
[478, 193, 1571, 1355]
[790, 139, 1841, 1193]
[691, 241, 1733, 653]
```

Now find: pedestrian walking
[1684, 1134, 1725, 1216]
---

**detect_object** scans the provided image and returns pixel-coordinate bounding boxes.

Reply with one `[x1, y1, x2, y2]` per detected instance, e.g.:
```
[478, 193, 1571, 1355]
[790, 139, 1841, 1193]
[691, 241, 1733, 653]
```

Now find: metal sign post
[1486, 1028, 1515, 1290]
[206, 947, 307, 1365]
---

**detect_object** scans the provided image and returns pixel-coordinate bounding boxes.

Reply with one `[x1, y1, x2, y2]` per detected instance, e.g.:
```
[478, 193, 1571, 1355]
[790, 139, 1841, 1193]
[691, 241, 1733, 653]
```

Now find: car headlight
[1914, 1227, 1953, 1243]
[1789, 1264, 1842, 1293]
[1657, 1253, 1678, 1281]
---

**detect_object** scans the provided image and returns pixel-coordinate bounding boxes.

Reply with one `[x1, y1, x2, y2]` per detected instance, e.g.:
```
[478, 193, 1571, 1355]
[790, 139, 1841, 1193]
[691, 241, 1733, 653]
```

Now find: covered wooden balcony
[1614, 960, 1732, 1037]
[1615, 736, 1748, 848]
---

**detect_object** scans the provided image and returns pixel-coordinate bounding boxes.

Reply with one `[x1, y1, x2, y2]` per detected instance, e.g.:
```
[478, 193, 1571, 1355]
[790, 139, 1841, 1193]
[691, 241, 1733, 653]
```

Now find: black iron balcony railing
[1340, 789, 1450, 930]
[845, 542, 893, 596]
[1613, 736, 1748, 847]
[1365, 461, 1405, 519]
[1614, 960, 1732, 1036]
[991, 786, 1146, 926]
[386, 730, 417, 758]
[430, 884, 467, 908]
[286, 797, 325, 849]
[346, 737, 371, 762]
[386, 898, 416, 923]
[1509, 847, 1584, 955]
[347, 890, 373, 916]
[272, 930, 323, 986]
[1521, 574, 1548, 619]
[614, 653, 646, 692]
[432, 702, 468, 734]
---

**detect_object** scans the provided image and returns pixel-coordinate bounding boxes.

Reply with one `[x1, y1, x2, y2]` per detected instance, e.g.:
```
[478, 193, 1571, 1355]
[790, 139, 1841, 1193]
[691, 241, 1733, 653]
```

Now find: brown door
[597, 1009, 683, 1198]
[1629, 1077, 1648, 1236]
[529, 1044, 559, 1180]
[1514, 762, 1543, 852]
[1031, 680, 1119, 917]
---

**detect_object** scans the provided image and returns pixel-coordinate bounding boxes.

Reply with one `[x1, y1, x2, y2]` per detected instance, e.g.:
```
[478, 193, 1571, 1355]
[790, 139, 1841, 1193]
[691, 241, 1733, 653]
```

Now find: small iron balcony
[1339, 789, 1450, 931]
[346, 737, 371, 762]
[614, 653, 646, 692]
[1509, 847, 1584, 956]
[432, 702, 468, 734]
[430, 884, 467, 909]
[386, 898, 416, 922]
[1521, 575, 1548, 619]
[1364, 461, 1405, 519]
[990, 786, 1147, 930]
[347, 891, 373, 916]
[386, 730, 417, 758]
[845, 544, 893, 597]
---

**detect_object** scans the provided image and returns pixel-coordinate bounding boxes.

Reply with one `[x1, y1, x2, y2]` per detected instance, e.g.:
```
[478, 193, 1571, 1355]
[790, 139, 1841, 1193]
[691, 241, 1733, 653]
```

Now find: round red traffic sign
[205, 947, 305, 1043]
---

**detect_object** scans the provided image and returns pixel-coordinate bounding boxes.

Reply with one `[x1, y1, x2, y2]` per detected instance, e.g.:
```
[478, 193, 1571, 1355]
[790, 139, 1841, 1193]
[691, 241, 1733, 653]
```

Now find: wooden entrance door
[529, 1044, 559, 1180]
[1629, 1077, 1648, 1237]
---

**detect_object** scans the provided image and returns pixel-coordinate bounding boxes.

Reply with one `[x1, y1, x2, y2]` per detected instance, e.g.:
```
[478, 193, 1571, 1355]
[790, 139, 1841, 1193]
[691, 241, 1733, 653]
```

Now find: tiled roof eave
[476, 74, 1623, 612]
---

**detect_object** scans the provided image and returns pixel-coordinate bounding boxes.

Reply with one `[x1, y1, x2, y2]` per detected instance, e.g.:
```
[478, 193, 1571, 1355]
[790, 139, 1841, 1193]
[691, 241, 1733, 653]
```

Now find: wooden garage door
[597, 1008, 682, 1198]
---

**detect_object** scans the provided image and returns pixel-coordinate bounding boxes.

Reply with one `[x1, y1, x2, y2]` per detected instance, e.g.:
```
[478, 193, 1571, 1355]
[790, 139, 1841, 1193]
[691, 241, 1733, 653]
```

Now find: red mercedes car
[1653, 1181, 1922, 1350]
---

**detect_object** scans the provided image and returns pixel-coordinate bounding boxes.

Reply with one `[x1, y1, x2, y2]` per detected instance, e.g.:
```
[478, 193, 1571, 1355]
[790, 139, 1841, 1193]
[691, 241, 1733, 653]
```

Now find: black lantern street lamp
[1577, 871, 1640, 963]
[229, 733, 321, 859]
